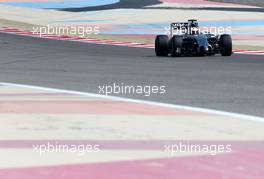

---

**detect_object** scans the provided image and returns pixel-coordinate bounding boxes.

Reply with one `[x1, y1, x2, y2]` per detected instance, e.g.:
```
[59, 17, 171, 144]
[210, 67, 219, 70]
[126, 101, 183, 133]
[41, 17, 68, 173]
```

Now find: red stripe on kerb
[0, 101, 207, 115]
[2, 27, 262, 54]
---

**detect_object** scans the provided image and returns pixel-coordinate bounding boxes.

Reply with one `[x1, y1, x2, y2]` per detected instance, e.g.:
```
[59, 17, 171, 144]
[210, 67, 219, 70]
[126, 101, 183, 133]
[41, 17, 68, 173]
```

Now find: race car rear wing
[171, 22, 189, 30]
[170, 20, 198, 36]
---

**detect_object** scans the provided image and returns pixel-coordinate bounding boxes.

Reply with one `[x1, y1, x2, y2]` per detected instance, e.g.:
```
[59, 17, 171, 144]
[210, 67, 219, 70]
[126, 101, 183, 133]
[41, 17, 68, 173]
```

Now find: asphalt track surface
[0, 32, 264, 117]
[62, 0, 160, 11]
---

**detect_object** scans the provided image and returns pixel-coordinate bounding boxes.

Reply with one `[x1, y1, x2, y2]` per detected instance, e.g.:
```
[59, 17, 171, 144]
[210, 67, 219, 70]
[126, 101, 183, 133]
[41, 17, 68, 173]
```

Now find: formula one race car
[155, 19, 232, 57]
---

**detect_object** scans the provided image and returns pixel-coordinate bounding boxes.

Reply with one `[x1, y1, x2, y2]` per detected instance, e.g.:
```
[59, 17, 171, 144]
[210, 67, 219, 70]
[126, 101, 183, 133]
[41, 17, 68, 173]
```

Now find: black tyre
[171, 35, 183, 57]
[219, 34, 232, 56]
[155, 35, 169, 56]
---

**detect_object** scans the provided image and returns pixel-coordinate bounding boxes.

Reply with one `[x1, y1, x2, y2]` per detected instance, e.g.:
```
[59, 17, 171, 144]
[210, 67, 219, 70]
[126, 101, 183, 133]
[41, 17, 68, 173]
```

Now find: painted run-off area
[0, 83, 263, 178]
[0, 0, 264, 49]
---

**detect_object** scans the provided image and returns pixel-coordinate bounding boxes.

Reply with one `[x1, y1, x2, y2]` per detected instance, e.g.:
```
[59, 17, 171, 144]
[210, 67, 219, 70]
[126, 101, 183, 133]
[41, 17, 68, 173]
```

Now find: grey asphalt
[0, 32, 264, 117]
[62, 0, 160, 11]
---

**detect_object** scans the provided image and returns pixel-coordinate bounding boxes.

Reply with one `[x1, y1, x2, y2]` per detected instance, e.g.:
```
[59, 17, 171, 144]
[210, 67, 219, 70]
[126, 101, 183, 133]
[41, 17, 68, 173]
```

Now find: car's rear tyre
[219, 34, 232, 56]
[155, 35, 169, 56]
[171, 35, 183, 57]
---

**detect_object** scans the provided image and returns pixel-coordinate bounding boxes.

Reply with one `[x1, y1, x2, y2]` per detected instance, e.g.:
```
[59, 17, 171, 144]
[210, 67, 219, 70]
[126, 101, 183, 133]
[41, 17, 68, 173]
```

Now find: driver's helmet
[190, 22, 199, 35]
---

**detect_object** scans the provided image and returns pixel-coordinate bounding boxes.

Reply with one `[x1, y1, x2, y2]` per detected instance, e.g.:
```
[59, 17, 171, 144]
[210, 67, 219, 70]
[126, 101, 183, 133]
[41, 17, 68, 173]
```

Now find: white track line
[1, 82, 264, 123]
